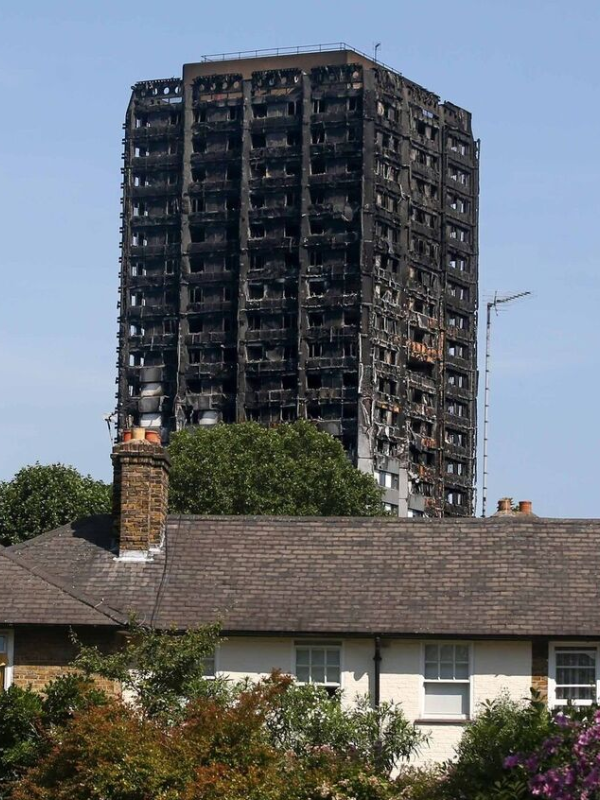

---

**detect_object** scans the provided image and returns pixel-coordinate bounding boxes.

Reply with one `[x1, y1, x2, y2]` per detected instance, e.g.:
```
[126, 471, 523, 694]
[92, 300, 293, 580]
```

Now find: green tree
[72, 622, 222, 722]
[0, 464, 111, 546]
[168, 421, 384, 516]
[439, 692, 553, 800]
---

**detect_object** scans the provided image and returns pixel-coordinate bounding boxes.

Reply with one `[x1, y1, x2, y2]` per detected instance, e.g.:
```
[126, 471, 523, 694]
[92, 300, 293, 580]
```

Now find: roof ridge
[0, 546, 127, 626]
[7, 514, 112, 552]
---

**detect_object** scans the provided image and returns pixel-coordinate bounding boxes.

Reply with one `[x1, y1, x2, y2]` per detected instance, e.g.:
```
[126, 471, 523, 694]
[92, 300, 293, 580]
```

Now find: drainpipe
[373, 635, 382, 707]
[373, 635, 383, 772]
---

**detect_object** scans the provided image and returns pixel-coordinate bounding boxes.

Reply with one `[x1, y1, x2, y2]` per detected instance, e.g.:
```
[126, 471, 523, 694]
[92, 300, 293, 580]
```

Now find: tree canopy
[0, 463, 111, 546]
[167, 421, 385, 516]
[0, 421, 383, 546]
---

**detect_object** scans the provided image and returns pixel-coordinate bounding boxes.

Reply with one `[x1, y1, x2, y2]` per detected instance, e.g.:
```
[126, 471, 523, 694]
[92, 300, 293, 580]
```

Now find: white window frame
[0, 630, 14, 690]
[293, 640, 343, 691]
[420, 642, 473, 721]
[549, 642, 600, 707]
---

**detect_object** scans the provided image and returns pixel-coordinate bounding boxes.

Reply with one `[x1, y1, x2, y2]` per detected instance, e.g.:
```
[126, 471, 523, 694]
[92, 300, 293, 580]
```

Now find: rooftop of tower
[190, 42, 394, 73]
[180, 43, 442, 97]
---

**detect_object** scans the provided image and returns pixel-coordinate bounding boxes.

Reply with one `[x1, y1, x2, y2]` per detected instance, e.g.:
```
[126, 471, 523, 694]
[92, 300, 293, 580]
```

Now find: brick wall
[111, 439, 170, 554]
[13, 627, 121, 695]
[531, 639, 549, 700]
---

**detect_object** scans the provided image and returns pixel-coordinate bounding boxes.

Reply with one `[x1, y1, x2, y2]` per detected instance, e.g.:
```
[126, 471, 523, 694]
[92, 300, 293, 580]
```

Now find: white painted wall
[215, 636, 533, 764]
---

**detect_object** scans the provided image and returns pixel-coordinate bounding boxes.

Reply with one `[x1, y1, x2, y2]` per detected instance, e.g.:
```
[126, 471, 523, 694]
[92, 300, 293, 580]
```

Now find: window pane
[440, 645, 453, 662]
[424, 662, 438, 680]
[296, 645, 341, 686]
[455, 663, 469, 680]
[439, 661, 454, 679]
[201, 656, 215, 677]
[557, 651, 595, 668]
[311, 666, 325, 683]
[557, 685, 595, 701]
[557, 667, 595, 684]
[455, 645, 469, 663]
[424, 683, 469, 716]
[326, 666, 340, 685]
[425, 645, 438, 663]
[296, 666, 310, 683]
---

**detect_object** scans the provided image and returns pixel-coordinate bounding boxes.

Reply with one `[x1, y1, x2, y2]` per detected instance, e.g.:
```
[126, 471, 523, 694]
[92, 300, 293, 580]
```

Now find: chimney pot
[518, 500, 533, 515]
[497, 498, 512, 513]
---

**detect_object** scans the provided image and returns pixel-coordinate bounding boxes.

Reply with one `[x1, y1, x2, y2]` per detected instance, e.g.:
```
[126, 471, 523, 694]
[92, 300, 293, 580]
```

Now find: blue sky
[1, 0, 598, 516]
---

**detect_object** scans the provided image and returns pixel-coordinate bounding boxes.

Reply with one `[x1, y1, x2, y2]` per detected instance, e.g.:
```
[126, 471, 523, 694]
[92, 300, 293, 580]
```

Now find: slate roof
[0, 545, 126, 627]
[6, 514, 600, 638]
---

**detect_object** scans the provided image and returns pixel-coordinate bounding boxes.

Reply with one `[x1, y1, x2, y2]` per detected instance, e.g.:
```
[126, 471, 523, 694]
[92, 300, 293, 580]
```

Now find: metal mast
[481, 291, 531, 517]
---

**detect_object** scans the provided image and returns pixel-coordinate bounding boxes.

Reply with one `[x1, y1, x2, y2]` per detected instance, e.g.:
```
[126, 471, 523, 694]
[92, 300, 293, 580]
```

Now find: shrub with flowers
[502, 707, 600, 800]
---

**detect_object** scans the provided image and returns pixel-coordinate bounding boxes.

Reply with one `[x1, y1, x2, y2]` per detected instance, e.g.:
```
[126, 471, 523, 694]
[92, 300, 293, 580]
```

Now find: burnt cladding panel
[240, 67, 304, 424]
[402, 81, 445, 517]
[439, 101, 478, 516]
[118, 77, 184, 440]
[367, 69, 479, 518]
[178, 73, 244, 427]
[302, 63, 364, 453]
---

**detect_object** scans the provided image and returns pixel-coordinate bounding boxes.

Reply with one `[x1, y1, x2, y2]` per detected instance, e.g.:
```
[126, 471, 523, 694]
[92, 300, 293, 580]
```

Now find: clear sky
[1, 0, 598, 516]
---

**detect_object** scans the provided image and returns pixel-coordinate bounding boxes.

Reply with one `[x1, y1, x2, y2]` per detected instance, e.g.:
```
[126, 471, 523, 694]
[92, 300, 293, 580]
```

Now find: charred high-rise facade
[116, 46, 478, 517]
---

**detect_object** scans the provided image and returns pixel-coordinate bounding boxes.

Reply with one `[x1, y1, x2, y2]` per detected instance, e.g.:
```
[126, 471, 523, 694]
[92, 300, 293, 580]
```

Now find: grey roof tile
[7, 514, 600, 637]
[0, 543, 125, 626]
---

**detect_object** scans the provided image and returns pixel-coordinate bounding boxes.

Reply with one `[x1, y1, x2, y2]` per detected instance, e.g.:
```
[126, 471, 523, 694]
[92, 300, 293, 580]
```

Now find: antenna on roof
[481, 291, 532, 518]
[103, 412, 117, 445]
[373, 42, 381, 62]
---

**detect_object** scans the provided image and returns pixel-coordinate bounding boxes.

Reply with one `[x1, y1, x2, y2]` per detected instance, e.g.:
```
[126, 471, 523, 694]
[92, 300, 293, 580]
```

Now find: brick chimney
[111, 429, 170, 559]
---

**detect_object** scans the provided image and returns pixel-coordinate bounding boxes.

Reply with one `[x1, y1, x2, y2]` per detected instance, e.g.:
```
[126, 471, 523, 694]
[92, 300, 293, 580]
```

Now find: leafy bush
[393, 764, 447, 799]
[10, 702, 181, 800]
[0, 675, 108, 799]
[439, 691, 554, 800]
[264, 679, 426, 774]
[0, 686, 42, 796]
[41, 674, 107, 727]
[10, 675, 423, 800]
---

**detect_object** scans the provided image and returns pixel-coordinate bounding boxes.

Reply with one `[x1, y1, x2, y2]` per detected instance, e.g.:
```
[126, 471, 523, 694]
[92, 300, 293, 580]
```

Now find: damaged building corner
[116, 45, 479, 518]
